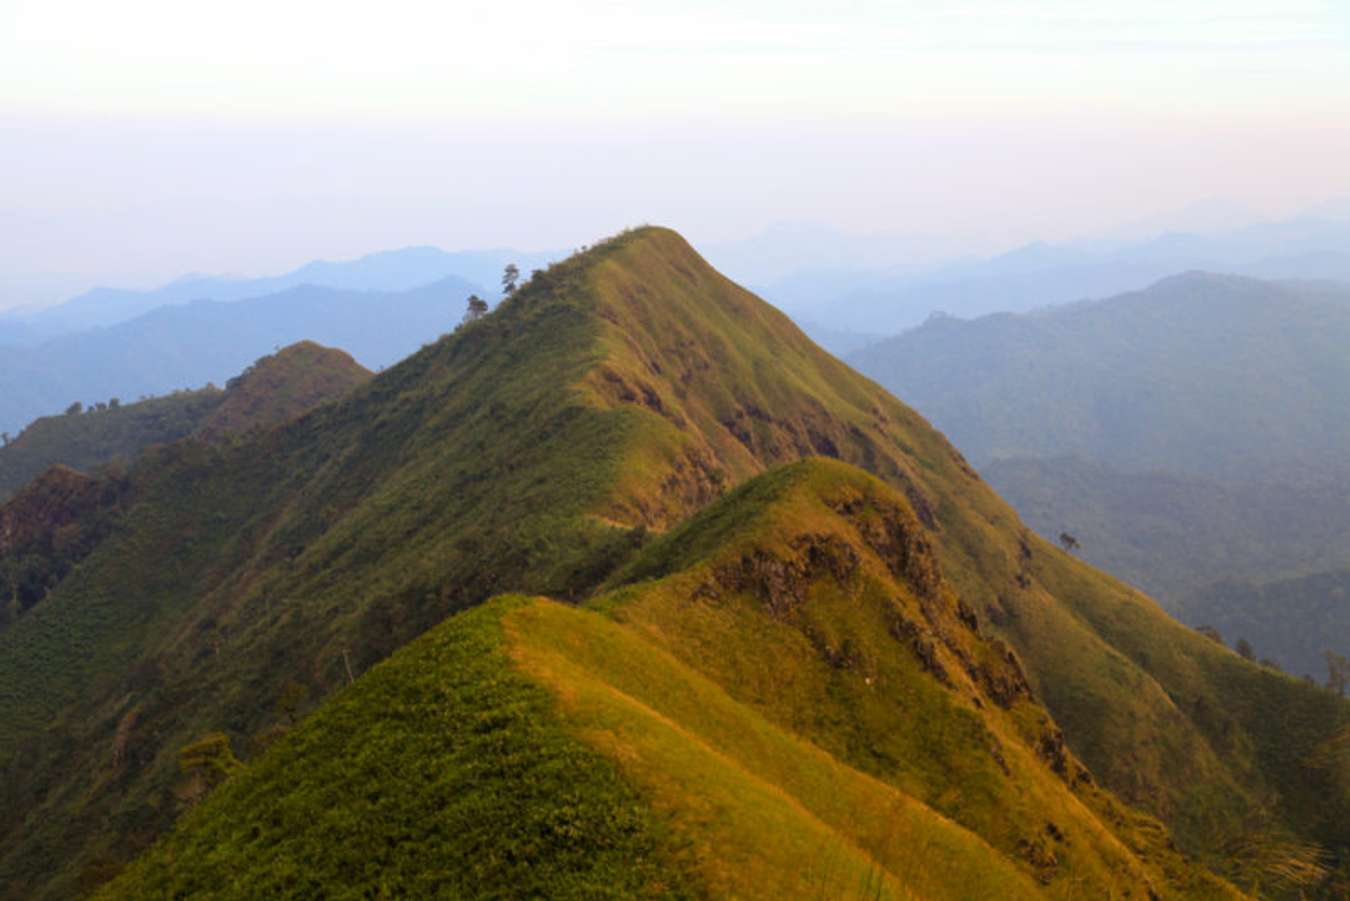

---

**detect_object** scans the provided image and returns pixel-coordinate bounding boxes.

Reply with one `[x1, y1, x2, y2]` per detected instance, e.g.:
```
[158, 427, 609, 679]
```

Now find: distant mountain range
[759, 213, 1350, 336]
[850, 273, 1350, 677]
[0, 277, 479, 435]
[850, 272, 1350, 478]
[0, 245, 558, 346]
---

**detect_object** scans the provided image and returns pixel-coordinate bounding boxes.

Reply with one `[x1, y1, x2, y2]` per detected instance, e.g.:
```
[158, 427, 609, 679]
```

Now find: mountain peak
[198, 341, 370, 439]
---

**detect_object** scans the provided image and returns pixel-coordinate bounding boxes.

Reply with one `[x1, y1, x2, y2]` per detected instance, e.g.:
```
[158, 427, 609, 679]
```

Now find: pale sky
[3, 0, 1350, 307]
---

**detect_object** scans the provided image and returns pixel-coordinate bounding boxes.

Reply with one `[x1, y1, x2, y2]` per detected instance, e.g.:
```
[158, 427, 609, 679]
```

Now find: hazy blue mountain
[790, 320, 883, 356]
[984, 456, 1350, 608]
[0, 319, 62, 349]
[0, 277, 479, 435]
[3, 246, 556, 340]
[849, 272, 1350, 478]
[764, 214, 1350, 334]
[1179, 570, 1350, 681]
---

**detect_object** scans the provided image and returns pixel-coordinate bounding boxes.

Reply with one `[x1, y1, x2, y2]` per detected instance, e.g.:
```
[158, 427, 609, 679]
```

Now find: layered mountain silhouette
[761, 214, 1350, 335]
[1, 230, 1345, 898]
[3, 245, 558, 339]
[0, 278, 483, 436]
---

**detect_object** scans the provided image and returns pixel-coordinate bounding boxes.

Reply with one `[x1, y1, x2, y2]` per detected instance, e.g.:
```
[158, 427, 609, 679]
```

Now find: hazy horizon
[5, 1, 1350, 310]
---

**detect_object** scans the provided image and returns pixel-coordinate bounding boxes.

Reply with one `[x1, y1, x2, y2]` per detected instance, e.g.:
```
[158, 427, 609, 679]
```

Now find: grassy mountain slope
[0, 343, 369, 636]
[0, 341, 371, 501]
[849, 272, 1350, 478]
[104, 462, 1237, 899]
[0, 229, 1346, 896]
[195, 341, 370, 439]
[0, 389, 223, 501]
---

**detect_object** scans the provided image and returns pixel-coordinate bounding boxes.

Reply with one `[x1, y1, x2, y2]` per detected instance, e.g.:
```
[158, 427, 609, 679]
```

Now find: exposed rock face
[686, 482, 1038, 719]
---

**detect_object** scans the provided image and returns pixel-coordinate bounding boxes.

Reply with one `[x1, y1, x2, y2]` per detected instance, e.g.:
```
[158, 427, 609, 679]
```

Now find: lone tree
[1235, 638, 1255, 661]
[463, 294, 489, 325]
[1058, 531, 1081, 553]
[501, 263, 520, 295]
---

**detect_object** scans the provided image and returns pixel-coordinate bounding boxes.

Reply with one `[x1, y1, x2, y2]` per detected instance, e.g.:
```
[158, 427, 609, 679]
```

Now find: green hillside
[1, 230, 1346, 897]
[195, 340, 371, 439]
[104, 462, 1236, 899]
[0, 388, 223, 502]
[0, 342, 370, 636]
[0, 340, 371, 502]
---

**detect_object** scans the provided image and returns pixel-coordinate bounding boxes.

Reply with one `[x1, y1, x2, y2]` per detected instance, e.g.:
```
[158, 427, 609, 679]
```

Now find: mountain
[0, 277, 476, 436]
[1, 229, 1345, 897]
[5, 245, 556, 338]
[103, 462, 1236, 899]
[849, 272, 1350, 478]
[850, 277, 1350, 682]
[763, 214, 1350, 335]
[0, 390, 223, 501]
[0, 343, 370, 631]
[194, 341, 371, 439]
[983, 456, 1350, 678]
[0, 342, 370, 502]
[1180, 570, 1350, 683]
[983, 456, 1350, 598]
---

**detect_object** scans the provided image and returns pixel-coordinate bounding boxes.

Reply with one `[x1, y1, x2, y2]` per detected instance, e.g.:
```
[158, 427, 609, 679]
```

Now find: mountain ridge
[0, 227, 1345, 897]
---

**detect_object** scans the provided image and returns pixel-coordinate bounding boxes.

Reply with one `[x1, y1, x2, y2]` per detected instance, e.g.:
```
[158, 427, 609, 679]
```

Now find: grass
[99, 597, 694, 899]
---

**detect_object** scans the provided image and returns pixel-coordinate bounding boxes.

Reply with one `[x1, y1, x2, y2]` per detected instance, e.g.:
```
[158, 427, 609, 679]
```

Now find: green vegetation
[0, 342, 369, 636]
[851, 277, 1350, 684]
[0, 340, 370, 502]
[1, 228, 1347, 897]
[102, 464, 1237, 898]
[195, 340, 370, 439]
[0, 388, 223, 502]
[100, 598, 693, 900]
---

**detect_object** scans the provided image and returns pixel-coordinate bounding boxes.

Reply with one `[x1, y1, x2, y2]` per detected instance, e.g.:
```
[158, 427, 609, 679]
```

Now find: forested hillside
[850, 273, 1350, 478]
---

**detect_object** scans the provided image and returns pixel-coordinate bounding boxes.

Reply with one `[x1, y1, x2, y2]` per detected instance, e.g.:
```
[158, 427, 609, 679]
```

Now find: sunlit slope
[103, 461, 1239, 899]
[0, 227, 1345, 896]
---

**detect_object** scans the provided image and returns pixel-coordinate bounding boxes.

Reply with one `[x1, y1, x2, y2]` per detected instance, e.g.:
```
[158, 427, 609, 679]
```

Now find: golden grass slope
[105, 459, 1242, 898]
